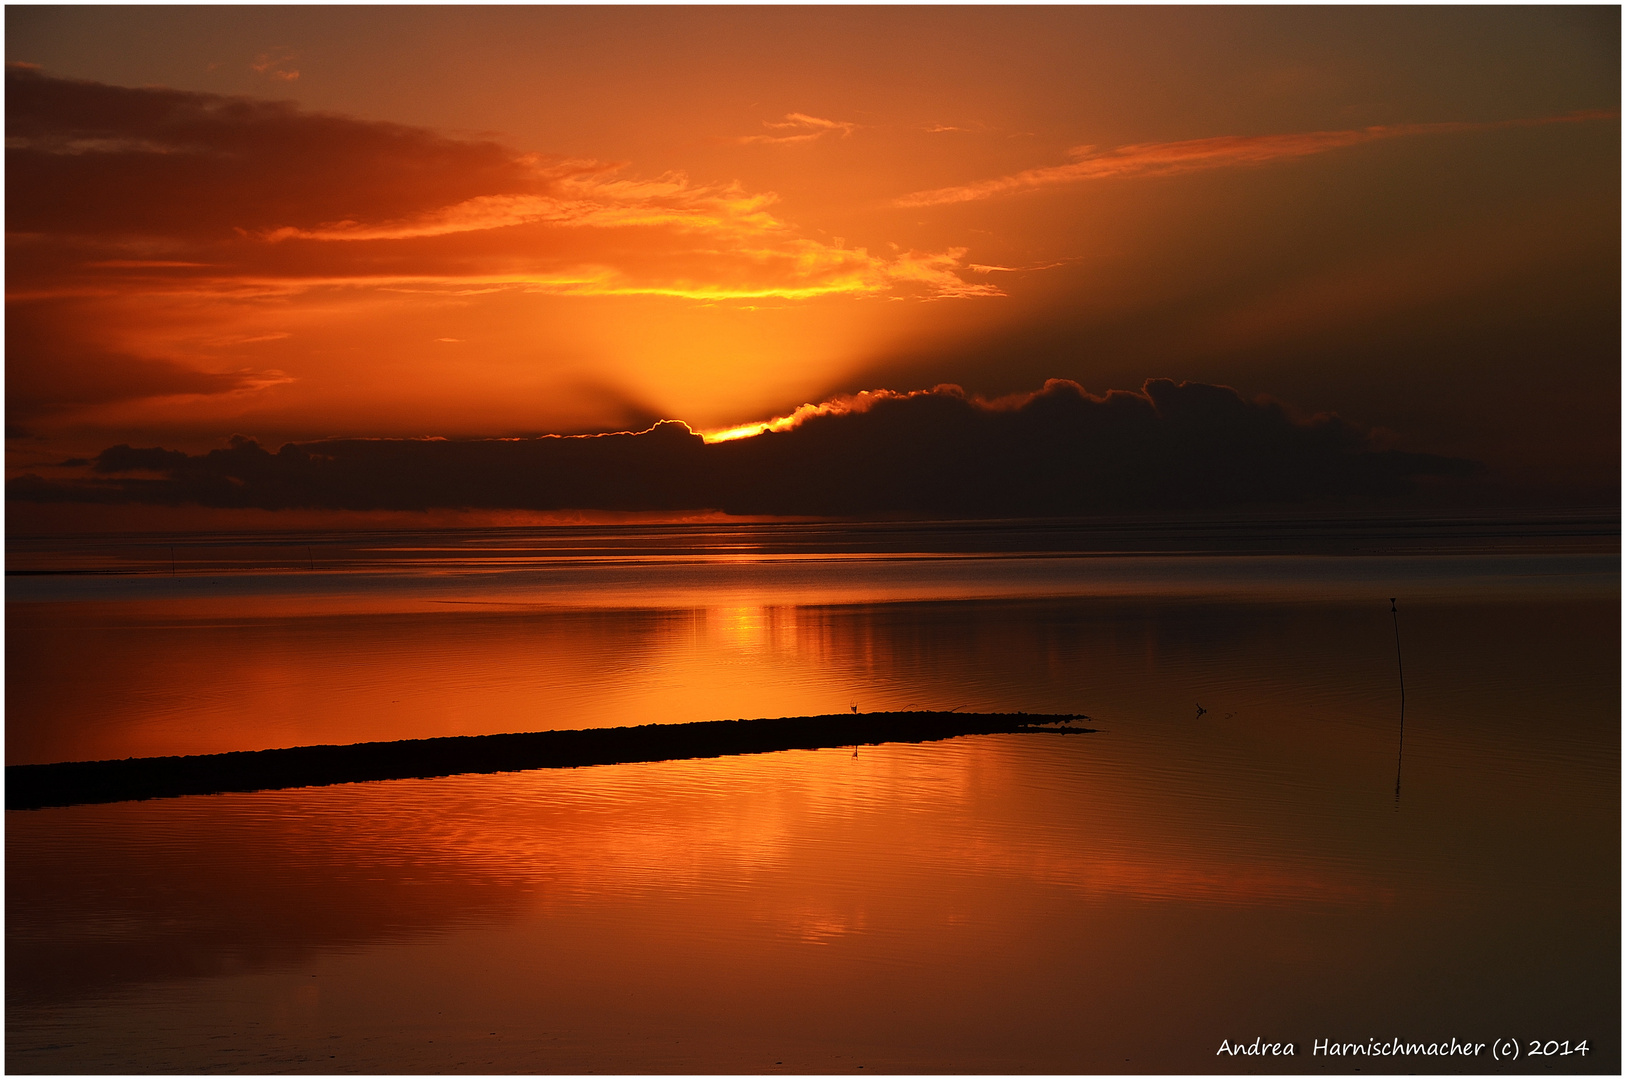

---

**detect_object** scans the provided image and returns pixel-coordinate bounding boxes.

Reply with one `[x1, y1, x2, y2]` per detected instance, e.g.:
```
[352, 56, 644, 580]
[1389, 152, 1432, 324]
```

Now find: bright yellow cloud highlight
[700, 388, 931, 443]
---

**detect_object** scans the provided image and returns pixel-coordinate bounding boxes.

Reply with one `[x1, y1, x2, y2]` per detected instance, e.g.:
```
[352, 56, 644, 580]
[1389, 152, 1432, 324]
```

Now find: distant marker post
[1390, 597, 1405, 711]
[1391, 597, 1406, 806]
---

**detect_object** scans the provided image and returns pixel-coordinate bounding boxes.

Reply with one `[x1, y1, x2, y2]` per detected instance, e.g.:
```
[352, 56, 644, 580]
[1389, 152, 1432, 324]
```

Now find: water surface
[7, 516, 1619, 1072]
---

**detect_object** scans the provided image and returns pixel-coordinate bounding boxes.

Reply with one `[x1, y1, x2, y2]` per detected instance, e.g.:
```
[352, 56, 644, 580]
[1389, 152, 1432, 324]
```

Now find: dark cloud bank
[11, 380, 1477, 517]
[6, 64, 529, 243]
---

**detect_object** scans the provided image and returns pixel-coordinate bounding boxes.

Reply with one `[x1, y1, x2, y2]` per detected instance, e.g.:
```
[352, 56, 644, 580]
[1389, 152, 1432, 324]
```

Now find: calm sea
[6, 514, 1619, 1073]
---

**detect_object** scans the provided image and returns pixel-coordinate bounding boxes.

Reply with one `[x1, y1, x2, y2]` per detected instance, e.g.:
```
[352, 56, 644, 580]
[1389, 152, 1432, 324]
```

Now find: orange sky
[6, 7, 1619, 501]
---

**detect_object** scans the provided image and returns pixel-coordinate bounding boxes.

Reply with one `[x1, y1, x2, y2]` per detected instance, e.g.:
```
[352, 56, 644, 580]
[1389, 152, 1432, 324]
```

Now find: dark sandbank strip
[6, 712, 1093, 811]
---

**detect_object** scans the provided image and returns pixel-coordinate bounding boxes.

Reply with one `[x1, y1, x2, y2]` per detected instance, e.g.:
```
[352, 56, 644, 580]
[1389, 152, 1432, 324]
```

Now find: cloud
[7, 68, 984, 303]
[12, 380, 1477, 514]
[897, 110, 1617, 207]
[5, 69, 994, 433]
[85, 260, 212, 269]
[5, 306, 289, 418]
[700, 387, 916, 443]
[8, 355, 281, 418]
[253, 180, 786, 243]
[730, 112, 859, 145]
[5, 67, 535, 241]
[249, 51, 300, 82]
[702, 379, 1478, 515]
[966, 259, 1078, 274]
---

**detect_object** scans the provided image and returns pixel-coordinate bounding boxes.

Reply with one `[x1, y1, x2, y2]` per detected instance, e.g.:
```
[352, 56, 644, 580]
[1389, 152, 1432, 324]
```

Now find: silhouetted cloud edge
[8, 379, 1480, 516]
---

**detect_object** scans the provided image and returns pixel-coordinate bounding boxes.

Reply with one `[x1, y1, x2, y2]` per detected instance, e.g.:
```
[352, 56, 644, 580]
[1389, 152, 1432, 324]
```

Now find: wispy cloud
[256, 177, 784, 243]
[240, 181, 997, 302]
[250, 51, 300, 82]
[6, 309, 293, 417]
[86, 260, 212, 269]
[729, 112, 858, 146]
[967, 258, 1079, 274]
[898, 110, 1617, 207]
[59, 244, 1002, 305]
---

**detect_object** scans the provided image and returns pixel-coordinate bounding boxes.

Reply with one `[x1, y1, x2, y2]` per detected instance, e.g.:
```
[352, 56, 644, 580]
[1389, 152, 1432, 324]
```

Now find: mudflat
[6, 711, 1094, 811]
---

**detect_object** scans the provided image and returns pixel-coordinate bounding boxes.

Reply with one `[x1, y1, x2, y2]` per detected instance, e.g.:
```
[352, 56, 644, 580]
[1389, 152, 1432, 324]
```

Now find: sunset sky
[6, 7, 1619, 511]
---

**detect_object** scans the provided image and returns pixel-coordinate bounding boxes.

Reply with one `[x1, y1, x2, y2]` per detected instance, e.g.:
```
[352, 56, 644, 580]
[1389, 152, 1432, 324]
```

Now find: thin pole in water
[1391, 597, 1405, 807]
[170, 545, 176, 576]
